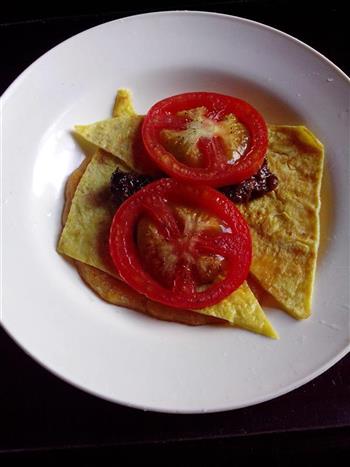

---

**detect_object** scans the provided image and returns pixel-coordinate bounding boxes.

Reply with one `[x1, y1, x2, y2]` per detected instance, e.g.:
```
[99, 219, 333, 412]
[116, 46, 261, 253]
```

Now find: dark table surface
[1, 1, 349, 463]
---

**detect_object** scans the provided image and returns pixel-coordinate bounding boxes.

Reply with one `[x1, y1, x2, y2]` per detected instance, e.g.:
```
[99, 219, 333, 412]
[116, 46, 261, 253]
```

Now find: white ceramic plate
[2, 11, 350, 413]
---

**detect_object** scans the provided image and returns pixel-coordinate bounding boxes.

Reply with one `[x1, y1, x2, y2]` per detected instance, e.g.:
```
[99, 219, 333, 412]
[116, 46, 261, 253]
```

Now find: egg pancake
[238, 126, 324, 319]
[58, 149, 126, 276]
[74, 89, 143, 172]
[77, 261, 275, 334]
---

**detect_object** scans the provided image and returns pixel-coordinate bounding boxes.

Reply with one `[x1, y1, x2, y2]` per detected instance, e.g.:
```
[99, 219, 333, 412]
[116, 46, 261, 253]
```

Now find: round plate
[2, 11, 349, 413]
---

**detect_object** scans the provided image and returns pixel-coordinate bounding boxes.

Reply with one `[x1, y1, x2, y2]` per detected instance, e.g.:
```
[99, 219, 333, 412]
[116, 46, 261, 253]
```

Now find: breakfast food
[238, 126, 324, 318]
[58, 89, 324, 338]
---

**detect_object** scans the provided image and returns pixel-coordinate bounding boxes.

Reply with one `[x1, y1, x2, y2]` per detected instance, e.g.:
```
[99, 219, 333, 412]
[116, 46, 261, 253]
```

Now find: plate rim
[1, 10, 349, 103]
[1, 324, 350, 414]
[1, 10, 350, 414]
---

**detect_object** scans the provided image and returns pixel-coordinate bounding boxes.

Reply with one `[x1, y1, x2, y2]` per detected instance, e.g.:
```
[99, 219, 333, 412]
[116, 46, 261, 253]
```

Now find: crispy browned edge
[61, 153, 222, 325]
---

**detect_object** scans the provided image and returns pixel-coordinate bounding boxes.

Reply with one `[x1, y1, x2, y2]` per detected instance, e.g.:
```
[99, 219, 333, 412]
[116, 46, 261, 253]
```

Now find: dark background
[1, 1, 349, 464]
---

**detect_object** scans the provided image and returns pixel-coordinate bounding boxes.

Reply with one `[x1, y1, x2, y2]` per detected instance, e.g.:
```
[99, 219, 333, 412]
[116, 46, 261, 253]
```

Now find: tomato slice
[142, 92, 268, 187]
[109, 179, 252, 309]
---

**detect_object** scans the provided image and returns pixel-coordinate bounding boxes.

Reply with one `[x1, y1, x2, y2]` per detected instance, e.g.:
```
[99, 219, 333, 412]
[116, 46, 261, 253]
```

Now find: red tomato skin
[109, 179, 252, 309]
[142, 92, 268, 187]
